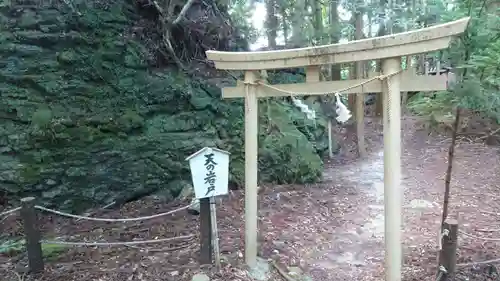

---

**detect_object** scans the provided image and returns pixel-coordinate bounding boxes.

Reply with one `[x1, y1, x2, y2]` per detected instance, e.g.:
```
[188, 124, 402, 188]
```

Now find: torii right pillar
[383, 57, 402, 280]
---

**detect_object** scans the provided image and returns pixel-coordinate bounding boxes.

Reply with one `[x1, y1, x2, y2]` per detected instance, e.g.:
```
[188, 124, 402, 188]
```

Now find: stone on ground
[288, 266, 303, 276]
[288, 266, 314, 281]
[187, 197, 200, 215]
[247, 257, 270, 281]
[192, 273, 210, 281]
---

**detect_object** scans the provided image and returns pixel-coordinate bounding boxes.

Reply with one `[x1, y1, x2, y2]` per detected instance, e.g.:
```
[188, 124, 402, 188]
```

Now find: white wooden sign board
[186, 147, 230, 199]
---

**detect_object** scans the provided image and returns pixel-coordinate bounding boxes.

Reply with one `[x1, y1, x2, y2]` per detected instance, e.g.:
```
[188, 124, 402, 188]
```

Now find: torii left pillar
[243, 70, 259, 267]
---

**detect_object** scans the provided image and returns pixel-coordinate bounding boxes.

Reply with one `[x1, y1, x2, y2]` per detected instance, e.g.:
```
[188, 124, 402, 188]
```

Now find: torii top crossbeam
[206, 17, 469, 70]
[205, 17, 470, 281]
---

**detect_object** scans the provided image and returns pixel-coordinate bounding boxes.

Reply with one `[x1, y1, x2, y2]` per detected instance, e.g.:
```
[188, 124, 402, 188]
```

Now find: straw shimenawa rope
[242, 69, 404, 97]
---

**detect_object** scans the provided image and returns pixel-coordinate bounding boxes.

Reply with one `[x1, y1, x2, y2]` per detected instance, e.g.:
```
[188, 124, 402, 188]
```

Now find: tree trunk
[354, 5, 366, 157]
[401, 55, 411, 113]
[281, 7, 289, 44]
[374, 0, 387, 117]
[265, 0, 278, 49]
[329, 0, 341, 80]
[347, 15, 357, 110]
[291, 0, 307, 46]
[312, 0, 324, 44]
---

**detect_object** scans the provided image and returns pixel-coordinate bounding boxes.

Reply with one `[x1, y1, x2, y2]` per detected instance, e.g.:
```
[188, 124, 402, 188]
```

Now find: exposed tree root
[271, 260, 297, 281]
[135, 0, 238, 72]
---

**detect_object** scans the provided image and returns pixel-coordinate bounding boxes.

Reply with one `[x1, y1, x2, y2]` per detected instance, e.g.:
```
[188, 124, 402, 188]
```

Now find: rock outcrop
[0, 0, 330, 211]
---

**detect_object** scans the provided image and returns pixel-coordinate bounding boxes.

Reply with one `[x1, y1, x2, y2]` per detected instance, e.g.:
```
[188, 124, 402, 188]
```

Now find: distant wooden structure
[205, 17, 470, 280]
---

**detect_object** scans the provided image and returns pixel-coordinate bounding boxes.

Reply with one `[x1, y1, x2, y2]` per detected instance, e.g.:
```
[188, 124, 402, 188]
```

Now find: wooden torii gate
[205, 17, 470, 280]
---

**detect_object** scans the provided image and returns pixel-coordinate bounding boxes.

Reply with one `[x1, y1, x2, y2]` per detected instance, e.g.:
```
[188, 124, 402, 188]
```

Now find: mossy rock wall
[0, 0, 331, 211]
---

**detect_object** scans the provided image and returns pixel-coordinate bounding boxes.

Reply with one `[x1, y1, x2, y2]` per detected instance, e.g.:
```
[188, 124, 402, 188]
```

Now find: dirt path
[254, 122, 392, 280]
[247, 117, 500, 280]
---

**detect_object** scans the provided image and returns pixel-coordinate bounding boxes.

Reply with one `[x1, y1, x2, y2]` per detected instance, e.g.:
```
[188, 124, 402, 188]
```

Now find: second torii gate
[205, 17, 470, 280]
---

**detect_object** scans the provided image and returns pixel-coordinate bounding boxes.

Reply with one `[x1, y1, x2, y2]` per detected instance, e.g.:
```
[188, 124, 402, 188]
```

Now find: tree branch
[147, 0, 165, 15]
[173, 0, 197, 25]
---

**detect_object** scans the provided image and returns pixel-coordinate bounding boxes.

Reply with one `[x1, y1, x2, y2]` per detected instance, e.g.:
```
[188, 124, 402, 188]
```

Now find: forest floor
[2, 116, 500, 281]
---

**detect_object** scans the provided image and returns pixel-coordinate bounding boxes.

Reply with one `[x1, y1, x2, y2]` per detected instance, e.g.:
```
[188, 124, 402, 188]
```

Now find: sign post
[186, 147, 230, 268]
[210, 196, 221, 269]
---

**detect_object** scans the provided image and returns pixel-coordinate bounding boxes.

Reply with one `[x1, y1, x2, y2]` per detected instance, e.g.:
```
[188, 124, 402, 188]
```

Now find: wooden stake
[355, 61, 366, 157]
[438, 219, 458, 280]
[401, 56, 412, 114]
[354, 11, 366, 157]
[382, 57, 402, 281]
[306, 66, 335, 159]
[375, 93, 383, 117]
[199, 198, 212, 265]
[210, 197, 221, 270]
[442, 108, 461, 225]
[20, 197, 44, 273]
[328, 119, 333, 158]
[244, 70, 259, 267]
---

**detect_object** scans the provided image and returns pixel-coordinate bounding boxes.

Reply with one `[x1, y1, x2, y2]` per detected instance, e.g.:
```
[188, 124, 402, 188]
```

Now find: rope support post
[438, 219, 458, 280]
[20, 197, 44, 273]
[199, 198, 212, 265]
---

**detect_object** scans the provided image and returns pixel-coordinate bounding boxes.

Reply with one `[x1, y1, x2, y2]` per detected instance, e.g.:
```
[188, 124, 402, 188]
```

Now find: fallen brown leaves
[2, 117, 500, 281]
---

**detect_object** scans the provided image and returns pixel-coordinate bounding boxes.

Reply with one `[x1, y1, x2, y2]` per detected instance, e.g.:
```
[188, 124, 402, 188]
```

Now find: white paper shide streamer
[290, 93, 351, 123]
[291, 97, 316, 120]
[334, 93, 352, 123]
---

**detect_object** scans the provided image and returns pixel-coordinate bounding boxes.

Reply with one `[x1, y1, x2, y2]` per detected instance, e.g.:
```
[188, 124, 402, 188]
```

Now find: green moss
[0, 238, 24, 256]
[117, 109, 144, 132]
[57, 50, 79, 64]
[19, 164, 42, 184]
[31, 107, 53, 128]
[0, 0, 331, 212]
[42, 243, 68, 261]
[0, 238, 67, 261]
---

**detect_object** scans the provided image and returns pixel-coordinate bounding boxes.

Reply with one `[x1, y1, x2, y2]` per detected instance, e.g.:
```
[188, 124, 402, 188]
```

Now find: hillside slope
[0, 0, 330, 211]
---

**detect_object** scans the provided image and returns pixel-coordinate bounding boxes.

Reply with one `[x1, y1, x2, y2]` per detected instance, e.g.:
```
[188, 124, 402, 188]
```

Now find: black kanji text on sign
[204, 153, 218, 196]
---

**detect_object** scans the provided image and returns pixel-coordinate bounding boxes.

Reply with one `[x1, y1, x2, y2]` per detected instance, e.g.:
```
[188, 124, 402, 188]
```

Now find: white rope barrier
[457, 257, 500, 267]
[0, 206, 21, 217]
[456, 229, 500, 268]
[459, 229, 500, 242]
[34, 203, 194, 222]
[41, 234, 196, 246]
